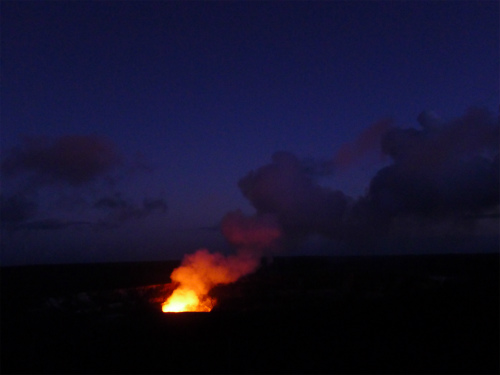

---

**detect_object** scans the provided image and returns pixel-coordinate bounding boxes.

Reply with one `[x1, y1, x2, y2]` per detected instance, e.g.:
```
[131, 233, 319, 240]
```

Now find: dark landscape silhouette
[2, 253, 498, 373]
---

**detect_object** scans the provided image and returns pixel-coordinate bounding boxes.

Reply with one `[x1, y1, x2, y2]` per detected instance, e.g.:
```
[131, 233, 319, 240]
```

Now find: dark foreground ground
[2, 254, 499, 374]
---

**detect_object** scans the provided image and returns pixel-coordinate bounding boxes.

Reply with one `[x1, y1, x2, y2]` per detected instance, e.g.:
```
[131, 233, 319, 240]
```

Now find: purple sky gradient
[1, 1, 498, 265]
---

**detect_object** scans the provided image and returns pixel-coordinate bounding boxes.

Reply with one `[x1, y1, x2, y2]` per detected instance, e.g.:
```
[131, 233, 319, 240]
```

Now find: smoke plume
[162, 210, 282, 312]
[235, 107, 499, 242]
[164, 106, 498, 312]
[238, 151, 351, 239]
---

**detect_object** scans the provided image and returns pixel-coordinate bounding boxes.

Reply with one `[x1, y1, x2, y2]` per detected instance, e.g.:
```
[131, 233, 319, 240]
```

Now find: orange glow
[161, 248, 261, 313]
[162, 288, 215, 312]
[161, 214, 282, 313]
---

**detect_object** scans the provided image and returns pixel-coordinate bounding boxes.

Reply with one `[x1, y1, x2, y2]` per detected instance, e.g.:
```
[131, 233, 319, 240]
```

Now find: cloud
[0, 194, 37, 224]
[14, 218, 93, 231]
[370, 107, 499, 217]
[1, 135, 168, 235]
[163, 106, 498, 311]
[1, 192, 168, 233]
[1, 135, 121, 186]
[333, 118, 393, 170]
[143, 198, 168, 213]
[382, 108, 498, 168]
[220, 209, 282, 253]
[94, 195, 129, 209]
[94, 195, 168, 223]
[233, 107, 499, 245]
[238, 151, 351, 238]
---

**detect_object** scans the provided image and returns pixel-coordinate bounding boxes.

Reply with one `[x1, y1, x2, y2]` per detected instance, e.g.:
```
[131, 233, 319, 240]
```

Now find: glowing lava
[162, 288, 214, 312]
[160, 248, 261, 313]
[161, 212, 282, 313]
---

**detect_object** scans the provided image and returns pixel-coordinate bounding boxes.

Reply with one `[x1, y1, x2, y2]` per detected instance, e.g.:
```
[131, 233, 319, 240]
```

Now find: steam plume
[163, 106, 498, 311]
[238, 151, 351, 238]
[237, 107, 499, 241]
[162, 211, 282, 312]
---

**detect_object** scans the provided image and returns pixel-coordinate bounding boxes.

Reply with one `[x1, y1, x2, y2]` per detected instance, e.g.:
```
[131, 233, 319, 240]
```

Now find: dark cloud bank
[1, 135, 167, 233]
[1, 107, 498, 262]
[2, 135, 121, 186]
[223, 107, 499, 251]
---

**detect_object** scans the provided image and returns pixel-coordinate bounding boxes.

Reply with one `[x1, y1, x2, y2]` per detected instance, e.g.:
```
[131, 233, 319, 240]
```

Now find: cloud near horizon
[230, 107, 499, 247]
[371, 107, 499, 217]
[160, 106, 498, 311]
[238, 151, 351, 240]
[1, 135, 167, 233]
[1, 135, 121, 186]
[94, 195, 168, 223]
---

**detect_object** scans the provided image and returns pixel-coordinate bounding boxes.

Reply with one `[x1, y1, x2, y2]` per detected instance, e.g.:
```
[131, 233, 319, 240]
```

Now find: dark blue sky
[1, 1, 499, 265]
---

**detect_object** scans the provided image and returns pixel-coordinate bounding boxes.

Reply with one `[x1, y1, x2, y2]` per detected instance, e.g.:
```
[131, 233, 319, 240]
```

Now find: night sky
[1, 1, 499, 265]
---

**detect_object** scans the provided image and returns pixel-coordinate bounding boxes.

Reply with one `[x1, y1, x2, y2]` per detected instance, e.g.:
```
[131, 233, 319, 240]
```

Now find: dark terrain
[1, 254, 499, 374]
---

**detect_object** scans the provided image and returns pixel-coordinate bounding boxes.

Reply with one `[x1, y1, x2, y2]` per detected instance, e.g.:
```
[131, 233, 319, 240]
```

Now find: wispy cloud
[1, 135, 168, 233]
